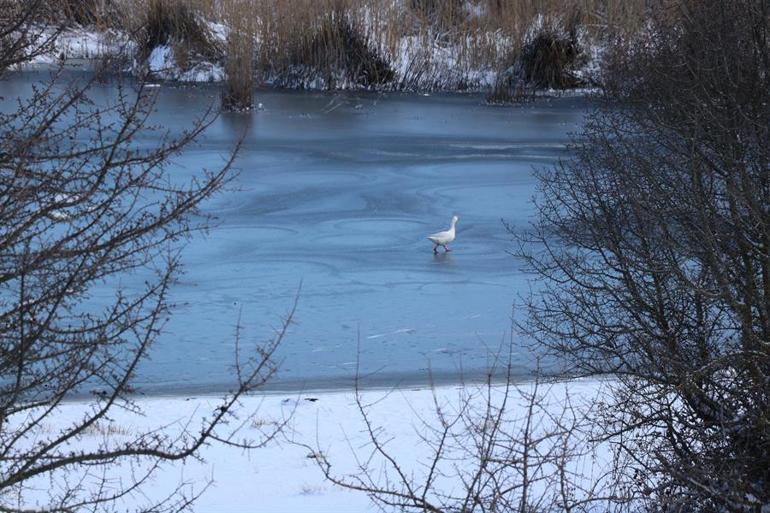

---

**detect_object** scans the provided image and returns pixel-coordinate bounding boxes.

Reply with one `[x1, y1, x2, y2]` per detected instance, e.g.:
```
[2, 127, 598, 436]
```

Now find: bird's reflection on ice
[431, 252, 454, 265]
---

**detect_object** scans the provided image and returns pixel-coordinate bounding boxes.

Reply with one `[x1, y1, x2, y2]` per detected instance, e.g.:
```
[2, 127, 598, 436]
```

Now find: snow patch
[23, 27, 133, 67]
[148, 45, 172, 73]
[147, 44, 224, 82]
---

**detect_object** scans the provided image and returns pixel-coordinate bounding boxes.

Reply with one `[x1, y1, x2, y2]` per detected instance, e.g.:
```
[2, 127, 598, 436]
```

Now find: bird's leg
[444, 244, 451, 252]
[433, 244, 439, 254]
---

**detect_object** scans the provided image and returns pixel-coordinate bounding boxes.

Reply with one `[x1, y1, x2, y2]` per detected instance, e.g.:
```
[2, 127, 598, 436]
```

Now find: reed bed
[43, 0, 656, 96]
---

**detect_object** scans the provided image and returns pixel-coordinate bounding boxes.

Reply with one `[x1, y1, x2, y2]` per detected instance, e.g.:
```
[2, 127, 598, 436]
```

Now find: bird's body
[427, 215, 459, 253]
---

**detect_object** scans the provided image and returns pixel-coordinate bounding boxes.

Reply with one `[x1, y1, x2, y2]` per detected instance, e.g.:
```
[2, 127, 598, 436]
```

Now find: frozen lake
[1, 72, 590, 393]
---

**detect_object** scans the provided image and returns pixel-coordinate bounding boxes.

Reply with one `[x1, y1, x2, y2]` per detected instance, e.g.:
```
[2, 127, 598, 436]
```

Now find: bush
[297, 10, 393, 89]
[0, 6, 290, 510]
[520, 1, 770, 510]
[134, 0, 219, 63]
[519, 14, 585, 89]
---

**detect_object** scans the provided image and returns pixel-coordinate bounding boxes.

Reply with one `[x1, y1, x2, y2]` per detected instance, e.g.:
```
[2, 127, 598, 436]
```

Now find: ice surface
[0, 73, 590, 392]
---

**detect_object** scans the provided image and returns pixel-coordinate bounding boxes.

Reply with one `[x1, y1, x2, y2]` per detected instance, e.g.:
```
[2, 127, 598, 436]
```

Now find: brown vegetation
[221, 0, 255, 110]
[34, 0, 656, 91]
[283, 6, 393, 89]
[130, 0, 221, 63]
[518, 10, 586, 89]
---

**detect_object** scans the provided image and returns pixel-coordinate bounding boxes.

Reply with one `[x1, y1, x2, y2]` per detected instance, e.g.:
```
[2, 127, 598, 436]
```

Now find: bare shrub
[0, 0, 62, 71]
[0, 9, 290, 511]
[132, 0, 220, 63]
[265, 3, 393, 90]
[518, 0, 770, 510]
[302, 349, 625, 513]
[518, 11, 586, 90]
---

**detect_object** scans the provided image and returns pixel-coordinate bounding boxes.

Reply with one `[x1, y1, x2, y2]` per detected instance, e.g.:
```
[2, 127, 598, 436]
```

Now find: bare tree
[0, 0, 63, 71]
[0, 5, 291, 512]
[518, 1, 770, 510]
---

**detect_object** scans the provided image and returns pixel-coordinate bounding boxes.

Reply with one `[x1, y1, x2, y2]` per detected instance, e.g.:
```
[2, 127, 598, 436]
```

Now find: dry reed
[42, 0, 657, 91]
[222, 0, 255, 109]
[130, 0, 220, 62]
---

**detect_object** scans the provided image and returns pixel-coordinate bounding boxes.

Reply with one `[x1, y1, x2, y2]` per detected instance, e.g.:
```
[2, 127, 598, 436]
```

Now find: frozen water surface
[1, 73, 590, 393]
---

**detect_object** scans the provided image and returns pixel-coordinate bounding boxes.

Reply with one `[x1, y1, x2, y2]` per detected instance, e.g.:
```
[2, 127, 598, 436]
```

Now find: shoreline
[62, 365, 584, 403]
[10, 64, 599, 101]
[68, 366, 557, 401]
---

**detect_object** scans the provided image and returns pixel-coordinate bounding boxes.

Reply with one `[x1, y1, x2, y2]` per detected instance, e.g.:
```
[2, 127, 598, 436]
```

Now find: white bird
[427, 215, 459, 254]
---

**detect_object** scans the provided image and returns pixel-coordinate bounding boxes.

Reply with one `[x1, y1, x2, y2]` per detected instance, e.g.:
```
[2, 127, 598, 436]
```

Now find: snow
[56, 29, 102, 60]
[10, 379, 615, 512]
[148, 45, 172, 73]
[24, 27, 133, 66]
[19, 27, 221, 82]
[147, 44, 224, 82]
[207, 21, 229, 44]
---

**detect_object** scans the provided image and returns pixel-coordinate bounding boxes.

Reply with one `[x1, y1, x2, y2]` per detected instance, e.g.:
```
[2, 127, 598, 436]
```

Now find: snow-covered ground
[11, 378, 616, 512]
[23, 27, 133, 67]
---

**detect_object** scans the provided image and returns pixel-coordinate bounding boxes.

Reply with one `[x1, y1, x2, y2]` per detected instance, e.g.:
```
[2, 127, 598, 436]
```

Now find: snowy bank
[11, 379, 617, 512]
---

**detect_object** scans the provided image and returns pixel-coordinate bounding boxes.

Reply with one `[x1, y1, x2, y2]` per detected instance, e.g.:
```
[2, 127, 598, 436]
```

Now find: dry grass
[518, 8, 586, 89]
[247, 0, 396, 88]
[486, 73, 533, 104]
[230, 0, 652, 90]
[39, 0, 123, 28]
[81, 421, 133, 437]
[128, 0, 221, 62]
[42, 0, 658, 91]
[272, 3, 393, 88]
